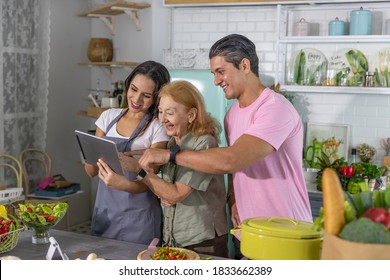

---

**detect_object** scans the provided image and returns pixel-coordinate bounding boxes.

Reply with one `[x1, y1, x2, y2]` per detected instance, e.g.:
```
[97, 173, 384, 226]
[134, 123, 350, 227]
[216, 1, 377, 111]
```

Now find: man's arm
[138, 134, 274, 174]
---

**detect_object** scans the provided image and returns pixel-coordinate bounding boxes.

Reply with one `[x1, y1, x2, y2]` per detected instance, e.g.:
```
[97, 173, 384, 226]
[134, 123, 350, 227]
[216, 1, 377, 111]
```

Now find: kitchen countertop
[0, 229, 227, 260]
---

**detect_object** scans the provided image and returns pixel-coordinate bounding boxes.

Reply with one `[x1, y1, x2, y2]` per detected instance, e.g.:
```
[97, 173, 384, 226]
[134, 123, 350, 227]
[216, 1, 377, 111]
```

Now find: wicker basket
[0, 221, 24, 254]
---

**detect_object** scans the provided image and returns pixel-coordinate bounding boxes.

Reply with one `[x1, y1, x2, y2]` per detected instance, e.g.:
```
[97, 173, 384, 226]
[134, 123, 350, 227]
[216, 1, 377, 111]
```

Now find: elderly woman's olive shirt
[161, 133, 228, 248]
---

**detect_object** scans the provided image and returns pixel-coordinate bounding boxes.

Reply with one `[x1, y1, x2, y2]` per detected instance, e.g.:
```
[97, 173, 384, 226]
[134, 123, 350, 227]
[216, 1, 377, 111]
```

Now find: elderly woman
[98, 80, 228, 258]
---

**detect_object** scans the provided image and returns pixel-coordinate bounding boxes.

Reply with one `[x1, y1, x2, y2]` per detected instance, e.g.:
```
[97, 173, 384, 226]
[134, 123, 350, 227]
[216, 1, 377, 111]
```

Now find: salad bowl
[16, 202, 68, 244]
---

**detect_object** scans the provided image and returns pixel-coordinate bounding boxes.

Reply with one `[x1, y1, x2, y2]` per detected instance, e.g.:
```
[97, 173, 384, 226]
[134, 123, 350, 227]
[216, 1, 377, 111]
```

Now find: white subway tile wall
[170, 5, 390, 165]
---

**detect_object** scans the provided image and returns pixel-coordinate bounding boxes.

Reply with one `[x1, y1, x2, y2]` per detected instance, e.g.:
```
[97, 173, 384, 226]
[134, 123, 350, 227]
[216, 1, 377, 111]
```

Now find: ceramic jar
[350, 7, 372, 35]
[328, 17, 345, 36]
[87, 38, 113, 62]
[293, 18, 310, 36]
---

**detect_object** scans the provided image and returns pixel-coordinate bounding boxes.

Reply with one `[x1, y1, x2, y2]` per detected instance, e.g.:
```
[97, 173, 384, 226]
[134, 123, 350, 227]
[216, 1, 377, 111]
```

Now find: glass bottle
[351, 148, 357, 163]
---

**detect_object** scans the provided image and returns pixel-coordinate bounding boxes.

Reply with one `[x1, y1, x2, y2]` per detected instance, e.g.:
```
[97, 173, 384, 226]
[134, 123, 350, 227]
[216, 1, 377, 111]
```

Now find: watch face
[137, 168, 147, 180]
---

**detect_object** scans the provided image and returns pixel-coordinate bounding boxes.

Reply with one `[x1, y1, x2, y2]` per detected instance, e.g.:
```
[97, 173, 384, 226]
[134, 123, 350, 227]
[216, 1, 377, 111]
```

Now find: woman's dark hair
[124, 60, 170, 115]
[209, 34, 259, 77]
[123, 61, 170, 140]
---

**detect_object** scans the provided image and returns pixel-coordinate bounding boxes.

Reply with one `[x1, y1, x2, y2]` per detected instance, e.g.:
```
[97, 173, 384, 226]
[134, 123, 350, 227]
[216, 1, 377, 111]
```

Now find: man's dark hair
[209, 34, 259, 77]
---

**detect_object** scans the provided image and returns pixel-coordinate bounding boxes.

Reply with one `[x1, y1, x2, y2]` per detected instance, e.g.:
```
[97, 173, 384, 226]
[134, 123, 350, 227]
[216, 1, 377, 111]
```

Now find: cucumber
[372, 190, 384, 208]
[360, 191, 373, 211]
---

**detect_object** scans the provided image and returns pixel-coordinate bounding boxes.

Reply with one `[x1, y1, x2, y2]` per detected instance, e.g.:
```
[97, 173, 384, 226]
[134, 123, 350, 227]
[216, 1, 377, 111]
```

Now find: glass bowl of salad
[16, 202, 68, 244]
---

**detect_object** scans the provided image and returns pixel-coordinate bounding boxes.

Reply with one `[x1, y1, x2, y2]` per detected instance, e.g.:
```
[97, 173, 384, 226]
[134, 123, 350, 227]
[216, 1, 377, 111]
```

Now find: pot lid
[242, 217, 322, 239]
[351, 7, 372, 14]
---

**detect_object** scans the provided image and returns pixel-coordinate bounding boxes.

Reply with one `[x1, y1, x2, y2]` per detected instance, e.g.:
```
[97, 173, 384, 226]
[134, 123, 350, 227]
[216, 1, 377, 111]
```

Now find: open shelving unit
[78, 1, 151, 33]
[275, 1, 390, 95]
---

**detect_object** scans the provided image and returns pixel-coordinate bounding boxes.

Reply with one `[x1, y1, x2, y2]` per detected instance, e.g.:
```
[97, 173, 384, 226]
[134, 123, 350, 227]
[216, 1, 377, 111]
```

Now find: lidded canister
[328, 17, 345, 36]
[350, 7, 372, 35]
[293, 18, 310, 36]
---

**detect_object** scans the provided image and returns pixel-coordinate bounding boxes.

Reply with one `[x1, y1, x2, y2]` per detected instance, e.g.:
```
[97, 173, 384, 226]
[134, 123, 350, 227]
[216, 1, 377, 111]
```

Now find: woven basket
[0, 217, 24, 254]
[0, 188, 24, 204]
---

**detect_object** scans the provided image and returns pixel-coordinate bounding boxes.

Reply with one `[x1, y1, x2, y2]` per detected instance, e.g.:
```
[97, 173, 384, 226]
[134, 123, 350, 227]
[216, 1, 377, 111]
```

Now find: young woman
[84, 61, 170, 245]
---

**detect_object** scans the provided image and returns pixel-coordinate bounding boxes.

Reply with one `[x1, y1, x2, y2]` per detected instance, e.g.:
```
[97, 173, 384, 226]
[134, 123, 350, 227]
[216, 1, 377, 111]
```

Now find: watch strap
[169, 144, 180, 164]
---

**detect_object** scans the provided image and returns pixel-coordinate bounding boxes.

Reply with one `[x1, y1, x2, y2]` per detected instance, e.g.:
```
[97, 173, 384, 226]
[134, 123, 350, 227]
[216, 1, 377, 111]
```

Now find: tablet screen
[75, 130, 124, 175]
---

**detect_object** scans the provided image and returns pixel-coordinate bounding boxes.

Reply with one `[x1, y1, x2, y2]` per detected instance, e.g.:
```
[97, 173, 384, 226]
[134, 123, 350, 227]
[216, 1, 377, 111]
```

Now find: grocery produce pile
[315, 168, 390, 244]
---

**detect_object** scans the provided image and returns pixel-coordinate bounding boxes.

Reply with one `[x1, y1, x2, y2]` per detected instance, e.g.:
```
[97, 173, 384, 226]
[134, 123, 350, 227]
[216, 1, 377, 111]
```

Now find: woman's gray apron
[91, 110, 162, 245]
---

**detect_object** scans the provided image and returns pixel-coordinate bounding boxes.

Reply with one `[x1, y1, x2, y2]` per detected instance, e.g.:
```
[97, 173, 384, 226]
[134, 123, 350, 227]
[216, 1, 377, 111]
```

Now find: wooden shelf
[78, 1, 151, 32]
[78, 111, 101, 119]
[78, 61, 140, 77]
[78, 61, 140, 68]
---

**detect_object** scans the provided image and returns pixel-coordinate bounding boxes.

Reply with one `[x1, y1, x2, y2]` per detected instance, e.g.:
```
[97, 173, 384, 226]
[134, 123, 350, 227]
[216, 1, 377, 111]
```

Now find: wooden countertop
[1, 229, 226, 260]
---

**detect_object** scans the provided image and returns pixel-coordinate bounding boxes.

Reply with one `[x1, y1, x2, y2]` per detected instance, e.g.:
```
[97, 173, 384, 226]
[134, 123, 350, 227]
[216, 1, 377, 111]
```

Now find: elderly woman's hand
[118, 152, 139, 173]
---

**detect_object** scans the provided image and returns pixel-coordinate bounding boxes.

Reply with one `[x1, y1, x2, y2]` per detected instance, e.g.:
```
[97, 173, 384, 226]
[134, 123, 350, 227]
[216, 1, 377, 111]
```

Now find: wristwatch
[136, 168, 147, 181]
[169, 144, 181, 164]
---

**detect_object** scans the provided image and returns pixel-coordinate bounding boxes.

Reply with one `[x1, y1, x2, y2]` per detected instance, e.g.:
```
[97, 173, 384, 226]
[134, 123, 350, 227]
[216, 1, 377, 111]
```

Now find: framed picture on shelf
[304, 122, 350, 169]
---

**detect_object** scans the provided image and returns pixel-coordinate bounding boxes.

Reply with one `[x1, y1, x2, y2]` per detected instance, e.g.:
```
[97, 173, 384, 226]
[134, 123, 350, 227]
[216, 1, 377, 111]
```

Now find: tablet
[75, 130, 124, 175]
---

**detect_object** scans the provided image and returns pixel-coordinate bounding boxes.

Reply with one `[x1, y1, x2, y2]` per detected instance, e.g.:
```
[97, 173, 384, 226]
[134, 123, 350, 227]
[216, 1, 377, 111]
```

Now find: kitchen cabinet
[275, 1, 390, 95]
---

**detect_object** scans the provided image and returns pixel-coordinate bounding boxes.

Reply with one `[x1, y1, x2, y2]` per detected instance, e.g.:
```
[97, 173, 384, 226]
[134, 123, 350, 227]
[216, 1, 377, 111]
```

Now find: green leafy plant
[315, 152, 347, 191]
[360, 162, 387, 179]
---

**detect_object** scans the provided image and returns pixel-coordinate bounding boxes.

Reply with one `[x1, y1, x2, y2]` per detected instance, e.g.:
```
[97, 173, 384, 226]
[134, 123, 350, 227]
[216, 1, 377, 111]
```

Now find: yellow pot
[231, 217, 323, 260]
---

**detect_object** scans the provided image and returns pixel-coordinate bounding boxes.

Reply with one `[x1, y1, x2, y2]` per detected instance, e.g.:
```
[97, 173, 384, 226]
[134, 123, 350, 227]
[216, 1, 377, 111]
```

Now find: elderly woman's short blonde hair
[158, 80, 221, 141]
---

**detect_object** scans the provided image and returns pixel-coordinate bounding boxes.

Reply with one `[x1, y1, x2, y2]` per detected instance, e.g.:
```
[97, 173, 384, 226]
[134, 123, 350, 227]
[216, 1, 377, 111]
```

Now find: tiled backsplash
[166, 4, 390, 165]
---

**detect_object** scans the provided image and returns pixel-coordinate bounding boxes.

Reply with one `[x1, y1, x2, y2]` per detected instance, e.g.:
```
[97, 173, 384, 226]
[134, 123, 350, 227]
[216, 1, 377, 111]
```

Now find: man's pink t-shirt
[225, 88, 312, 223]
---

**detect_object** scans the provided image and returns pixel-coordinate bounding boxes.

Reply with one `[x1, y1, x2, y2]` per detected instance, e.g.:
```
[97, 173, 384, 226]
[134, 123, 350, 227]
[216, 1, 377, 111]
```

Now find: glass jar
[364, 72, 375, 87]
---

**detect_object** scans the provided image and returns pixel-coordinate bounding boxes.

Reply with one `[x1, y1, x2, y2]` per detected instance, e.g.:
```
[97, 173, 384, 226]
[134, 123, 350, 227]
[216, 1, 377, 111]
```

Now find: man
[136, 34, 312, 258]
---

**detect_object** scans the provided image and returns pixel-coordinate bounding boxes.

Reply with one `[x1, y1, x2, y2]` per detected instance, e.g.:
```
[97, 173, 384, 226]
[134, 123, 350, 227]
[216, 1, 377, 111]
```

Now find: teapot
[304, 139, 324, 169]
